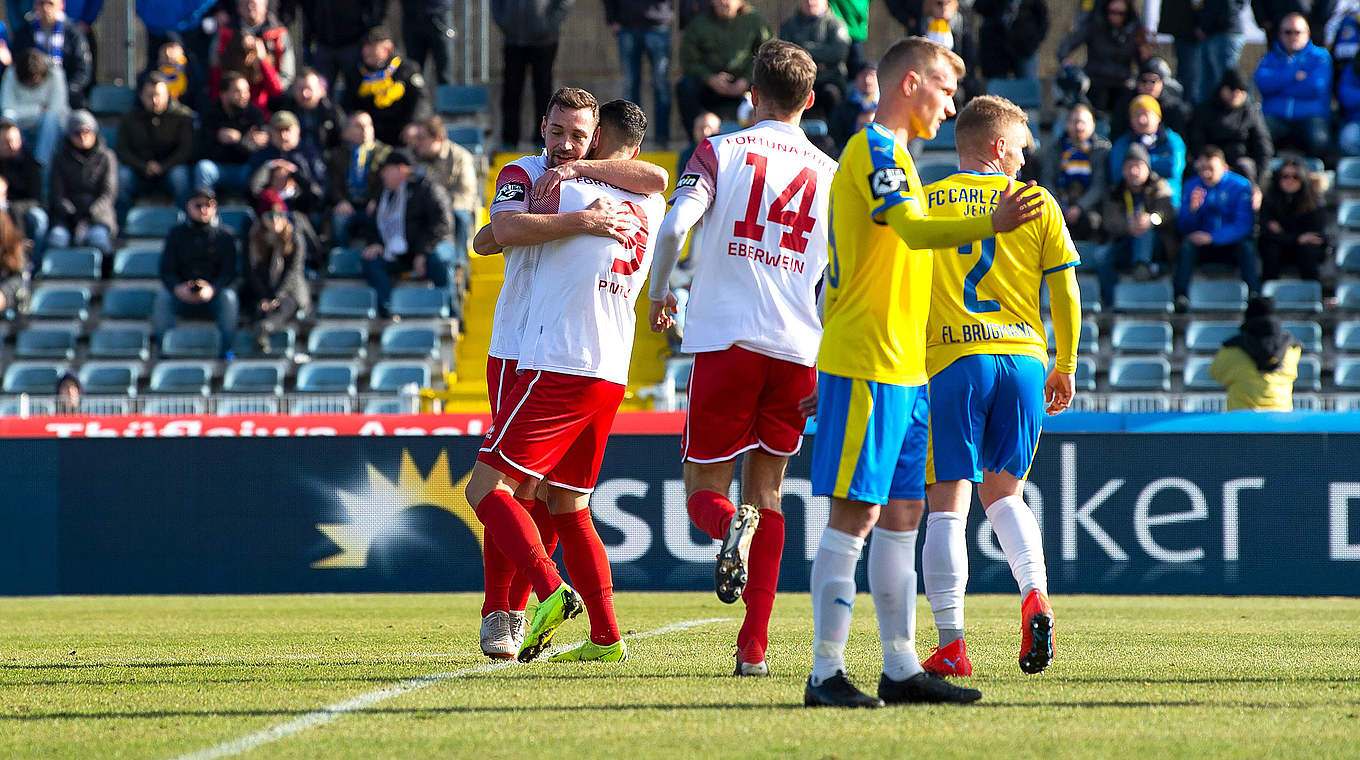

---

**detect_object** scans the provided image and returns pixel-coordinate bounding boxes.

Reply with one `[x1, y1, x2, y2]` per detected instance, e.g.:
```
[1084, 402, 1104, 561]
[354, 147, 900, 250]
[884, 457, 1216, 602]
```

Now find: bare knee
[978, 470, 1024, 508]
[878, 498, 925, 532]
[742, 450, 789, 513]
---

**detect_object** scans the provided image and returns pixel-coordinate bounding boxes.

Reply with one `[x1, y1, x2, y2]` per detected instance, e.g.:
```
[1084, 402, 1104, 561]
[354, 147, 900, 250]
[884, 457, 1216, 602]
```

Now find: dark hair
[599, 99, 648, 150]
[364, 27, 394, 45]
[1265, 155, 1320, 216]
[0, 118, 17, 133]
[419, 114, 445, 139]
[1197, 144, 1226, 162]
[752, 40, 816, 117]
[218, 69, 248, 94]
[220, 33, 262, 82]
[546, 86, 599, 122]
[16, 48, 50, 87]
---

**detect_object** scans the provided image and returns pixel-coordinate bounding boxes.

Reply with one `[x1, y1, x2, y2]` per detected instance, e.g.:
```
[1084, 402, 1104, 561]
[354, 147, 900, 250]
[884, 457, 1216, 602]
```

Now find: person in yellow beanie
[1108, 92, 1188, 210]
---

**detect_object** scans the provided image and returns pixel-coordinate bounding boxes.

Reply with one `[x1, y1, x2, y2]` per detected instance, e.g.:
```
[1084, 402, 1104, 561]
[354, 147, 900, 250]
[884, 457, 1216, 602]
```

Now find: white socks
[922, 510, 968, 647]
[985, 494, 1048, 598]
[867, 526, 923, 681]
[810, 527, 864, 684]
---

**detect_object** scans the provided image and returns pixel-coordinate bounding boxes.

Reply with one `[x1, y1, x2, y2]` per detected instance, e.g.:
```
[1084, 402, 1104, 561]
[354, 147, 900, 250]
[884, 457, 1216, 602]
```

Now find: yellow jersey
[922, 171, 1081, 377]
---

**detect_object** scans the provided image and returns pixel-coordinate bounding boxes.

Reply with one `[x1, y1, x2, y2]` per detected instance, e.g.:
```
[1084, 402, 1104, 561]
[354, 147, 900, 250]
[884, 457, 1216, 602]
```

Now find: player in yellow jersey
[803, 38, 1043, 709]
[916, 96, 1079, 680]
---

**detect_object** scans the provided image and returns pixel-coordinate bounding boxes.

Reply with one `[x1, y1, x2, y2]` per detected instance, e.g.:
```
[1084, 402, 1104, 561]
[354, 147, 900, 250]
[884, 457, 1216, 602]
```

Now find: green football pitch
[2, 593, 1357, 759]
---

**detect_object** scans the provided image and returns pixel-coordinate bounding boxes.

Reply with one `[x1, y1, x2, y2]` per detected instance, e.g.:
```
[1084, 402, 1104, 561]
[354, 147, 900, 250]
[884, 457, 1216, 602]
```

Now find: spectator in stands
[267, 67, 343, 156]
[401, 0, 457, 87]
[409, 115, 477, 274]
[145, 39, 201, 111]
[294, 0, 386, 92]
[780, 0, 851, 118]
[678, 111, 720, 175]
[0, 20, 12, 73]
[213, 0, 295, 89]
[916, 0, 982, 105]
[491, 1, 573, 150]
[11, 0, 93, 109]
[1189, 68, 1273, 184]
[1109, 95, 1187, 210]
[1210, 295, 1301, 410]
[0, 197, 26, 317]
[828, 0, 869, 76]
[1157, 0, 1200, 103]
[1175, 145, 1258, 311]
[55, 370, 80, 411]
[47, 110, 115, 256]
[325, 111, 389, 246]
[1255, 13, 1333, 161]
[606, 0, 674, 145]
[1040, 102, 1108, 241]
[675, 0, 771, 134]
[210, 31, 285, 116]
[975, 0, 1048, 80]
[195, 70, 269, 198]
[1057, 0, 1145, 116]
[1186, 0, 1250, 112]
[829, 62, 875, 150]
[247, 109, 325, 214]
[115, 74, 194, 225]
[356, 148, 454, 316]
[0, 119, 48, 251]
[243, 195, 308, 352]
[344, 27, 425, 147]
[1258, 155, 1329, 285]
[1111, 57, 1191, 141]
[1337, 53, 1360, 155]
[1329, 1, 1360, 72]
[154, 188, 240, 354]
[1098, 144, 1176, 306]
[1252, 0, 1309, 42]
[0, 48, 67, 166]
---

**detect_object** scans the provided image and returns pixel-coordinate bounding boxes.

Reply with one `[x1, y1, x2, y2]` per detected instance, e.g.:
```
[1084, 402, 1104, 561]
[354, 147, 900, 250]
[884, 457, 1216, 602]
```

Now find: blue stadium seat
[160, 326, 222, 358]
[1078, 318, 1099, 354]
[2, 362, 64, 394]
[291, 397, 354, 414]
[217, 397, 280, 415]
[307, 324, 369, 359]
[113, 246, 163, 278]
[124, 206, 182, 239]
[364, 397, 410, 414]
[99, 123, 117, 147]
[78, 361, 141, 396]
[295, 361, 358, 394]
[1262, 279, 1323, 313]
[1336, 321, 1360, 352]
[143, 397, 207, 415]
[1112, 320, 1172, 353]
[390, 286, 448, 318]
[1074, 356, 1096, 392]
[1076, 272, 1100, 314]
[1281, 321, 1323, 353]
[29, 286, 91, 320]
[102, 285, 158, 320]
[89, 323, 151, 360]
[1183, 356, 1218, 390]
[380, 323, 440, 359]
[718, 120, 742, 135]
[1185, 320, 1238, 352]
[1108, 356, 1171, 391]
[1338, 238, 1360, 274]
[216, 206, 256, 237]
[802, 119, 829, 138]
[917, 157, 957, 185]
[1336, 357, 1360, 390]
[1073, 240, 1100, 264]
[1295, 355, 1321, 391]
[1337, 156, 1360, 190]
[986, 77, 1042, 108]
[1340, 198, 1360, 230]
[89, 83, 135, 116]
[326, 247, 364, 278]
[222, 361, 287, 395]
[369, 360, 431, 391]
[230, 327, 296, 359]
[1339, 281, 1360, 312]
[435, 83, 490, 115]
[148, 361, 214, 395]
[1188, 279, 1247, 312]
[39, 247, 101, 279]
[1113, 280, 1173, 313]
[917, 119, 955, 152]
[317, 285, 378, 319]
[16, 323, 79, 359]
[445, 124, 485, 156]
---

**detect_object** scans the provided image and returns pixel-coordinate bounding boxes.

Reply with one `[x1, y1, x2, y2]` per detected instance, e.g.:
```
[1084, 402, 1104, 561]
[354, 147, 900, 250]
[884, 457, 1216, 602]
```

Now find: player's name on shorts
[940, 321, 1039, 344]
[598, 278, 632, 299]
[727, 240, 807, 273]
[723, 133, 831, 162]
[926, 185, 1001, 215]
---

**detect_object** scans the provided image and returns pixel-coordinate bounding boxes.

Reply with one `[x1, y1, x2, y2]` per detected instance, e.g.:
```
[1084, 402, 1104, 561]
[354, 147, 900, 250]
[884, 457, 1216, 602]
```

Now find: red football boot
[1019, 589, 1055, 675]
[921, 638, 973, 677]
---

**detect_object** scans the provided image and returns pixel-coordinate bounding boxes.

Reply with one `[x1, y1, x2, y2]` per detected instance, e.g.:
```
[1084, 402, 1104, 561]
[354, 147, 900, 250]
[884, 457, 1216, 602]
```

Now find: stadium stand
[40, 248, 102, 279]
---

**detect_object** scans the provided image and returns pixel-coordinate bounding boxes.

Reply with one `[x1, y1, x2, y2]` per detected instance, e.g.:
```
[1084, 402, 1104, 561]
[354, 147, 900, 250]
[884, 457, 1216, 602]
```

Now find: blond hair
[954, 94, 1029, 160]
[878, 36, 965, 90]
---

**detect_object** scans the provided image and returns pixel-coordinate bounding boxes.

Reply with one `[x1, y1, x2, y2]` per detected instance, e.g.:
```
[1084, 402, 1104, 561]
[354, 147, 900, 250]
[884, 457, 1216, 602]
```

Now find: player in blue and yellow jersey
[804, 38, 1043, 710]
[916, 95, 1079, 681]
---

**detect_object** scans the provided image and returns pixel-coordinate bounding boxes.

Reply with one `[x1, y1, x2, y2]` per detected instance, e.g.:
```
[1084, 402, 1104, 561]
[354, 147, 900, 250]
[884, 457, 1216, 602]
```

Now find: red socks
[737, 509, 785, 663]
[474, 490, 562, 600]
[687, 489, 736, 541]
[480, 536, 515, 618]
[552, 508, 620, 645]
[509, 499, 557, 611]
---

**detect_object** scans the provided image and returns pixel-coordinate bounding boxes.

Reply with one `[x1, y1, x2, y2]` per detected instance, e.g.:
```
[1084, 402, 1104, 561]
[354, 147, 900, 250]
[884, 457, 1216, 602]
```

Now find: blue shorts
[811, 372, 929, 504]
[925, 354, 1046, 485]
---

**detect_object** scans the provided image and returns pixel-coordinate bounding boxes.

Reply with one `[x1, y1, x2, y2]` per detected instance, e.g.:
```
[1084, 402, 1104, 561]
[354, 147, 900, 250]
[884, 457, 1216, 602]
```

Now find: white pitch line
[169, 617, 731, 760]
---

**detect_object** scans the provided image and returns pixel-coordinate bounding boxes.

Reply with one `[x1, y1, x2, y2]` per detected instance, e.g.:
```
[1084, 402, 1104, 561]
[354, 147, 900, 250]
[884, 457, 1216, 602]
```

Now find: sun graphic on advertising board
[312, 449, 482, 569]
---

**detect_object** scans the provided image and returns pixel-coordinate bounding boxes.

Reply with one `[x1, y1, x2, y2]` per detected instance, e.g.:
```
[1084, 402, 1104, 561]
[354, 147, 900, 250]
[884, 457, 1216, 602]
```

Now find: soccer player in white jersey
[466, 99, 668, 663]
[476, 88, 669, 660]
[648, 40, 838, 677]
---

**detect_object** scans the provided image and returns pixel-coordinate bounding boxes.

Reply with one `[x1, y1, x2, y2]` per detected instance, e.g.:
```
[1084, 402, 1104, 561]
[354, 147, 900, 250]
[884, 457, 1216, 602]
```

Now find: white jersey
[486, 151, 550, 360]
[670, 120, 837, 366]
[517, 177, 666, 386]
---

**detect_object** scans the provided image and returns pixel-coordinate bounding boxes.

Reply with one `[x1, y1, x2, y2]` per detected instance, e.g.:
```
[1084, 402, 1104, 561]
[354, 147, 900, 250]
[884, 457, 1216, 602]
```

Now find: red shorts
[486, 355, 519, 416]
[682, 345, 817, 463]
[478, 369, 626, 492]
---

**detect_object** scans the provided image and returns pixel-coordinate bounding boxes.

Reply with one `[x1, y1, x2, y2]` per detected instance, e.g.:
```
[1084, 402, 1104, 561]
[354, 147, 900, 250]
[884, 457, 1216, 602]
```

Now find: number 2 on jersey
[732, 153, 819, 254]
[958, 237, 1001, 314]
